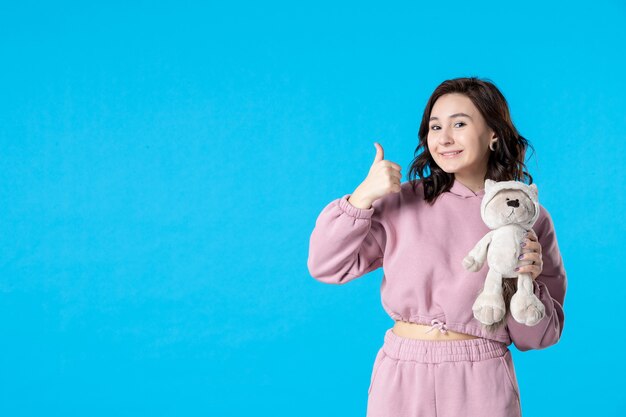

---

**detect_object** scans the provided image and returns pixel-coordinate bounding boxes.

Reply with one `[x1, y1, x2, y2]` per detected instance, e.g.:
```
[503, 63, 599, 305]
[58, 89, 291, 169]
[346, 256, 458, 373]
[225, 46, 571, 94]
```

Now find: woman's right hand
[348, 142, 402, 209]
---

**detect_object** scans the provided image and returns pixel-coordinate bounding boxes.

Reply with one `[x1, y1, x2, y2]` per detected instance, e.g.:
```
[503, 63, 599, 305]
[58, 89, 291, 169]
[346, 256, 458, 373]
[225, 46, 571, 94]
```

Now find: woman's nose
[438, 131, 454, 144]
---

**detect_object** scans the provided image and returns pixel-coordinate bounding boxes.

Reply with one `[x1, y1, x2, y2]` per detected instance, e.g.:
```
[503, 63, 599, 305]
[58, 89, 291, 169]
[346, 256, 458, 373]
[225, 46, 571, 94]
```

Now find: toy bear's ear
[484, 179, 496, 191]
[528, 183, 538, 199]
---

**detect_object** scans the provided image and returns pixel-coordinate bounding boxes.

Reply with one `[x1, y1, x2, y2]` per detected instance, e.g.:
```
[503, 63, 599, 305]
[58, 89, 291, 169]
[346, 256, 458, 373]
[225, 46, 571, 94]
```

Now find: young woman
[307, 77, 567, 417]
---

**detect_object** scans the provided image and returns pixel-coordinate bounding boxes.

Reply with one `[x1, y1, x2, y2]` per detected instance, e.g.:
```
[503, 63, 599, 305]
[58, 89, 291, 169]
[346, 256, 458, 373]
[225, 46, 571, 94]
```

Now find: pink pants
[366, 328, 522, 417]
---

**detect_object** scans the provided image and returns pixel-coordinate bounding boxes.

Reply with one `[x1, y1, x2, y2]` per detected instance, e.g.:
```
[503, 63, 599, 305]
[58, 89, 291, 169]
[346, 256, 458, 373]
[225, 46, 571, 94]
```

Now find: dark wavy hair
[408, 76, 535, 204]
[407, 76, 536, 332]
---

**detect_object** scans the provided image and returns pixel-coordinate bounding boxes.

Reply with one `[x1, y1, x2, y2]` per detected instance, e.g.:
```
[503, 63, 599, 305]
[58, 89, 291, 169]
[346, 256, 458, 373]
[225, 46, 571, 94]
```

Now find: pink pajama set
[307, 178, 567, 417]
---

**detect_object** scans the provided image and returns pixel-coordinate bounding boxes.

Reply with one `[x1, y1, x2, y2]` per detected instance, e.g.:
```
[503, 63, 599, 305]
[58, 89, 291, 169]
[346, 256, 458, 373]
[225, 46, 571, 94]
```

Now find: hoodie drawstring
[425, 319, 448, 335]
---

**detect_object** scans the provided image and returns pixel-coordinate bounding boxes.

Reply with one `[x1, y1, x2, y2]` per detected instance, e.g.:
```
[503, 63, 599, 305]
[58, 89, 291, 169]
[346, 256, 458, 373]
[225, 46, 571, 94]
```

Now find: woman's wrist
[348, 191, 373, 209]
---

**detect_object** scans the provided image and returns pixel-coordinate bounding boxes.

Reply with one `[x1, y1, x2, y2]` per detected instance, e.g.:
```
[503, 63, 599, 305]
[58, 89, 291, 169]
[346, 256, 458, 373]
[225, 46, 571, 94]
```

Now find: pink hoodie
[307, 178, 567, 351]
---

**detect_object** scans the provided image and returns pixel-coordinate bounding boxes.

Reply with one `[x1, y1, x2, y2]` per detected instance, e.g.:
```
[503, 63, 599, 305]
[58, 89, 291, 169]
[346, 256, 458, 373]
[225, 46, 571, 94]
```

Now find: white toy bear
[462, 179, 546, 327]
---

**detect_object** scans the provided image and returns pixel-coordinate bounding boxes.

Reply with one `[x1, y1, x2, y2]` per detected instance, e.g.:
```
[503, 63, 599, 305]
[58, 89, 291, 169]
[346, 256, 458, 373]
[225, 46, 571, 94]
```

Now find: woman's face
[426, 93, 497, 181]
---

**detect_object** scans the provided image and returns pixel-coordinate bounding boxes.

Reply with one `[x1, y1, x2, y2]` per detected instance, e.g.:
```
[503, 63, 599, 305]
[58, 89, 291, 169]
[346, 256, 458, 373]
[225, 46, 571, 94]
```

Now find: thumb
[373, 142, 384, 165]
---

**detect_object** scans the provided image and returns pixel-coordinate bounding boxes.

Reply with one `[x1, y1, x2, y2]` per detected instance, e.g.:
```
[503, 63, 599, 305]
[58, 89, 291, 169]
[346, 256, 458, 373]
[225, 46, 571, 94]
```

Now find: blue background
[1, 1, 625, 416]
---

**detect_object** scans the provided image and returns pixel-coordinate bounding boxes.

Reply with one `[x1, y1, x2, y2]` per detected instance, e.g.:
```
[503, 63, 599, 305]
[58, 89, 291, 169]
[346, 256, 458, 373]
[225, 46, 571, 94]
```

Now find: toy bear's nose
[507, 199, 520, 208]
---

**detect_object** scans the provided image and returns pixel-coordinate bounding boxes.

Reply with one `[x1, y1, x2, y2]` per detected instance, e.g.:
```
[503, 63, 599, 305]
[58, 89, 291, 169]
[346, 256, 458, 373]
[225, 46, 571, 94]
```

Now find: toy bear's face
[484, 189, 536, 228]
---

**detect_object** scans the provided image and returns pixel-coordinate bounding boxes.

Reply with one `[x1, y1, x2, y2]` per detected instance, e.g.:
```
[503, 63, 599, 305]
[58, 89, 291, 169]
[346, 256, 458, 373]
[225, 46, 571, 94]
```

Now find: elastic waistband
[382, 328, 509, 364]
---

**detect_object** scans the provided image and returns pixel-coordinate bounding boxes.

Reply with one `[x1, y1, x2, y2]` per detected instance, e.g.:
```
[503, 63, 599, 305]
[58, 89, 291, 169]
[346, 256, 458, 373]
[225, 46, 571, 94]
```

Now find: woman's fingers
[520, 265, 541, 279]
[519, 251, 541, 263]
[378, 160, 402, 171]
[516, 230, 543, 279]
[522, 233, 542, 255]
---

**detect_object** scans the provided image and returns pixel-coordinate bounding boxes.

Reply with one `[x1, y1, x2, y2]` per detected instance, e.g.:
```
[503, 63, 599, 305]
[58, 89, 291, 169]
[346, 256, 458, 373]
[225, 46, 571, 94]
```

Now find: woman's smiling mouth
[440, 150, 463, 158]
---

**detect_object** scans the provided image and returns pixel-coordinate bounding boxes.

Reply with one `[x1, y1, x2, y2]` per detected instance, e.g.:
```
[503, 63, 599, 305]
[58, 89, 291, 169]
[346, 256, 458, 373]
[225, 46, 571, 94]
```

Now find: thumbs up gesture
[348, 142, 403, 209]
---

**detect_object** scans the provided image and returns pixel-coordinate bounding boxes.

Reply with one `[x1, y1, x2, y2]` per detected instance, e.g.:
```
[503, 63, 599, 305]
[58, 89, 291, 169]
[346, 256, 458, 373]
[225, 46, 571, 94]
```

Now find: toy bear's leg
[472, 268, 506, 325]
[510, 273, 546, 326]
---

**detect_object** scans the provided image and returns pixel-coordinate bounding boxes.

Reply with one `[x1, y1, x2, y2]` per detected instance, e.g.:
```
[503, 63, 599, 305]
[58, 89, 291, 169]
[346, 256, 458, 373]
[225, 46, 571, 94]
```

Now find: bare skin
[392, 321, 479, 340]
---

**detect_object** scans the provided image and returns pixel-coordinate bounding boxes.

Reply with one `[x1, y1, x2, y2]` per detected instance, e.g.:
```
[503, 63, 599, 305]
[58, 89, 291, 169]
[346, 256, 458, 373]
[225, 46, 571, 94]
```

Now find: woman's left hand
[516, 229, 543, 280]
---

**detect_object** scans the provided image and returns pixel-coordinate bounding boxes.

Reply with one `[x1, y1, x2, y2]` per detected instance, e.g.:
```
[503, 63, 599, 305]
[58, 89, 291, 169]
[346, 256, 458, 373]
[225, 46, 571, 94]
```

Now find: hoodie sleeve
[506, 205, 568, 351]
[307, 193, 387, 285]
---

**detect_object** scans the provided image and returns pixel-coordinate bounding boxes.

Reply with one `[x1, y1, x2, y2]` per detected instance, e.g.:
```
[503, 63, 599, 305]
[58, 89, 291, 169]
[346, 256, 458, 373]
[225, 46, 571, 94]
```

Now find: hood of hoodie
[448, 178, 486, 198]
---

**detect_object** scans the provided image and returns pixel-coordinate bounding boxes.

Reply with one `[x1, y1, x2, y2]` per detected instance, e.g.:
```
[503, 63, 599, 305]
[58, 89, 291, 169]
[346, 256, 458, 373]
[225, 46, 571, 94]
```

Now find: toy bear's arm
[469, 231, 493, 263]
[462, 231, 493, 272]
[506, 205, 567, 351]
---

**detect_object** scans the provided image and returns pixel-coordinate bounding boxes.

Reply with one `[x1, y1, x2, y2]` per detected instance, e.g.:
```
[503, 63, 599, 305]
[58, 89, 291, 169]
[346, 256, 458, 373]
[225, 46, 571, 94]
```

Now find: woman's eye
[430, 122, 465, 130]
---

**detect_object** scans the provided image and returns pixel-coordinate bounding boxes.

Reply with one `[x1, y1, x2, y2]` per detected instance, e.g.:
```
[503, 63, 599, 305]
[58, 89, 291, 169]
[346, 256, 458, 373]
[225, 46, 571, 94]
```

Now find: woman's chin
[436, 165, 458, 174]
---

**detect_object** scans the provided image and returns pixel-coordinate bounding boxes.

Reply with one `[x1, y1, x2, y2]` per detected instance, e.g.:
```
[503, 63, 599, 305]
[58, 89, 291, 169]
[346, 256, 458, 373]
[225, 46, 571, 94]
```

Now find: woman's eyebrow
[429, 112, 473, 121]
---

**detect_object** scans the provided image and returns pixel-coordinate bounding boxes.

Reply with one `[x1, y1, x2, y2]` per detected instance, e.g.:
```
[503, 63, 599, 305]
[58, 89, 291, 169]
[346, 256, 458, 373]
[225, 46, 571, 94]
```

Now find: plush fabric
[463, 180, 545, 327]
